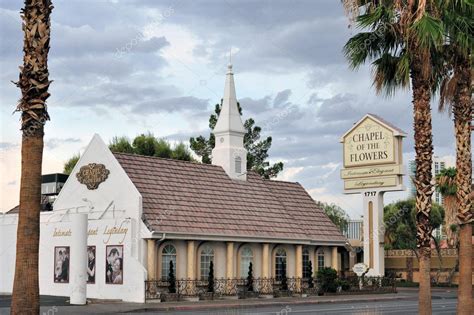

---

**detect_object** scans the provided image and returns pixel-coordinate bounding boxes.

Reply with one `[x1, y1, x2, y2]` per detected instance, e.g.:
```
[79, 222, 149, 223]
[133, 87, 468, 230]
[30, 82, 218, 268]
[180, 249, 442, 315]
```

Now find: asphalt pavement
[0, 287, 463, 315]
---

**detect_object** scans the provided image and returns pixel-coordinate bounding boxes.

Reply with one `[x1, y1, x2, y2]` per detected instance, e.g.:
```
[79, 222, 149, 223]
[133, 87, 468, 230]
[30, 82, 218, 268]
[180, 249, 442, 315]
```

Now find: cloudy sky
[0, 0, 457, 216]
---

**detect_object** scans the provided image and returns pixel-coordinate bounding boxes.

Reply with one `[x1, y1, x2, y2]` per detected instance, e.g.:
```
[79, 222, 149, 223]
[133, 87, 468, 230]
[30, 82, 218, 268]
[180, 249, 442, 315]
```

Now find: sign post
[340, 114, 406, 276]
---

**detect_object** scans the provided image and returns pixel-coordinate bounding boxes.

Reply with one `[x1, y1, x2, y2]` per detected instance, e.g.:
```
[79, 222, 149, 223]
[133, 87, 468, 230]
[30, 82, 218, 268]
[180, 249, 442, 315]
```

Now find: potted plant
[244, 262, 258, 298]
[162, 260, 179, 302]
[200, 261, 215, 300]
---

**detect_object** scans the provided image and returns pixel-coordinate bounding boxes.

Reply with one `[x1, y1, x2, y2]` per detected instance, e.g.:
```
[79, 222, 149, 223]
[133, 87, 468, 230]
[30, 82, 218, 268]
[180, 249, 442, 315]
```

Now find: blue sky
[0, 0, 458, 216]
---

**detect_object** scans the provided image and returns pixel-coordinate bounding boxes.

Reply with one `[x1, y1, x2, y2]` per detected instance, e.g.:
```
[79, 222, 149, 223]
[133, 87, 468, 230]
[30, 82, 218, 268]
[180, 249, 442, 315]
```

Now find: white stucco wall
[0, 135, 149, 302]
[0, 214, 146, 302]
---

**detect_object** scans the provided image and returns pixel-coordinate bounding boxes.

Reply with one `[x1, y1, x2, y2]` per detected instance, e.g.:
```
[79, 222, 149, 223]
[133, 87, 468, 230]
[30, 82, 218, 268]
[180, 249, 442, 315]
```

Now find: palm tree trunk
[453, 53, 472, 315]
[11, 135, 44, 315]
[11, 1, 52, 314]
[442, 195, 458, 247]
[411, 50, 434, 315]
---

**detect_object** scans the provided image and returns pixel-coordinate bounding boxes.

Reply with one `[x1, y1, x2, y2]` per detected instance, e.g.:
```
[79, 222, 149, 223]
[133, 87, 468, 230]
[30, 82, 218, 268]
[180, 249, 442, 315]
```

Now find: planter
[274, 290, 291, 298]
[239, 291, 259, 299]
[161, 293, 179, 302]
[199, 292, 214, 300]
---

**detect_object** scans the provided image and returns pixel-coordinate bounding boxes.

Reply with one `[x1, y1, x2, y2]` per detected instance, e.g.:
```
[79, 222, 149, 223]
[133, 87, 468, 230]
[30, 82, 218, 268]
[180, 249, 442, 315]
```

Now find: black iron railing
[145, 276, 396, 301]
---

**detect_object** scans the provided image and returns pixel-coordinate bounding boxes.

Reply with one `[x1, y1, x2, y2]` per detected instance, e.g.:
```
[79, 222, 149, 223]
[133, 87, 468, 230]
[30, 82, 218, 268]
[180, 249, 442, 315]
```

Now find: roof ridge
[264, 178, 300, 185]
[112, 151, 221, 168]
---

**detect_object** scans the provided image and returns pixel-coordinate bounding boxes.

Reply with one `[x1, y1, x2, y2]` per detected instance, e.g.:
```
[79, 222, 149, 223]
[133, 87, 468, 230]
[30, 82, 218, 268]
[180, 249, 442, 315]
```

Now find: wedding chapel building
[0, 64, 348, 303]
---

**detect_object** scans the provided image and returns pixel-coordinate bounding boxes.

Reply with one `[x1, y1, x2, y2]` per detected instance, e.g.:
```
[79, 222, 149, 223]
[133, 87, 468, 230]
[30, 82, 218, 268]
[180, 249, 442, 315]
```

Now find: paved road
[164, 299, 457, 315]
[0, 288, 461, 314]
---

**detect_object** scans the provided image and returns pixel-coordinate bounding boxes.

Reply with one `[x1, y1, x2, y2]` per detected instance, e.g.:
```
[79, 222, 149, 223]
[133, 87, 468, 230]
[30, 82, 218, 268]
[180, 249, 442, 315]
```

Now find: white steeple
[212, 63, 247, 180]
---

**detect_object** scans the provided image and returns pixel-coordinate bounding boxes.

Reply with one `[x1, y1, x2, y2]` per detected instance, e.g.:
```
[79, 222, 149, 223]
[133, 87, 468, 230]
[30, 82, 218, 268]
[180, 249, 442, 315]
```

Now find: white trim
[149, 231, 346, 246]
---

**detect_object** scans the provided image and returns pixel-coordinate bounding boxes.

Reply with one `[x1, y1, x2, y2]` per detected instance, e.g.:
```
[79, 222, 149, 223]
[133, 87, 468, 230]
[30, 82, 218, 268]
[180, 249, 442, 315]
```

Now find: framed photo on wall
[87, 246, 96, 284]
[54, 246, 70, 283]
[105, 245, 123, 284]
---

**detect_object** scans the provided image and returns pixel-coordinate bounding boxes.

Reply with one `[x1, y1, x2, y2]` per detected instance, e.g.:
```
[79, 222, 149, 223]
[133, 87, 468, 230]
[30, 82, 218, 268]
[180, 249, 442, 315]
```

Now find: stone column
[226, 242, 234, 294]
[295, 245, 303, 291]
[332, 246, 339, 272]
[147, 239, 156, 280]
[262, 243, 270, 278]
[70, 213, 88, 305]
[295, 245, 303, 278]
[187, 241, 196, 279]
[226, 242, 234, 278]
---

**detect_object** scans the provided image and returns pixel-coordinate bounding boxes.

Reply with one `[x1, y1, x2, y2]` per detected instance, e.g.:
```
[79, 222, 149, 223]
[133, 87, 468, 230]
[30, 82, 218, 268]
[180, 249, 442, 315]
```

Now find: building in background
[408, 156, 447, 204]
[343, 220, 363, 268]
[408, 156, 449, 238]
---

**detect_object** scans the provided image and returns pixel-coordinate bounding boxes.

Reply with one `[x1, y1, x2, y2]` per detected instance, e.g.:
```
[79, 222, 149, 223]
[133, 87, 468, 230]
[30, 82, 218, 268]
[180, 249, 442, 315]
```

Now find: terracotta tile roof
[114, 152, 347, 244]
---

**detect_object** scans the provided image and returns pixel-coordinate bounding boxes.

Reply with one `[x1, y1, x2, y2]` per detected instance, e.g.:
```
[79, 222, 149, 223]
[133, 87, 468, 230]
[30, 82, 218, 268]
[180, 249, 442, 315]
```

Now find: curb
[125, 294, 415, 312]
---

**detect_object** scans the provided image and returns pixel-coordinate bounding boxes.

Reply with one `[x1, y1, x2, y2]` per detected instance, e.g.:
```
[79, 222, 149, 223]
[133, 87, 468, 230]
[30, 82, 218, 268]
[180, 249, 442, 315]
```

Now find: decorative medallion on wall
[76, 163, 110, 190]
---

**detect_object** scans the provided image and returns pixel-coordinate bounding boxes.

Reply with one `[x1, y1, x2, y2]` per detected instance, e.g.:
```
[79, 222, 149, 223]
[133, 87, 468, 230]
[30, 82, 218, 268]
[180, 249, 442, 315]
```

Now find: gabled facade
[0, 65, 348, 303]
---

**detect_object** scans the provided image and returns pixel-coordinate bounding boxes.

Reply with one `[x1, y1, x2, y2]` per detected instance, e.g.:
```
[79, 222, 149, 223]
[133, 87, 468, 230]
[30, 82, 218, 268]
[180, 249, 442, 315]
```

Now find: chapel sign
[341, 114, 405, 193]
[340, 114, 406, 276]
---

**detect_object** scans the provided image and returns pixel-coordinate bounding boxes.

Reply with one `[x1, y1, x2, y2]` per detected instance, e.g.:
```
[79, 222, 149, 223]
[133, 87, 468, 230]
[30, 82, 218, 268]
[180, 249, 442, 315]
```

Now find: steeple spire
[213, 63, 246, 134]
[211, 63, 247, 180]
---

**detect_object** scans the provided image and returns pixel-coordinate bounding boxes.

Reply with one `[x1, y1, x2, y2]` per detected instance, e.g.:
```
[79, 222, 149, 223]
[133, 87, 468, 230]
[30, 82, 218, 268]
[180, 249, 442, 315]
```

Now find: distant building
[408, 156, 447, 205]
[343, 220, 363, 242]
[408, 156, 449, 238]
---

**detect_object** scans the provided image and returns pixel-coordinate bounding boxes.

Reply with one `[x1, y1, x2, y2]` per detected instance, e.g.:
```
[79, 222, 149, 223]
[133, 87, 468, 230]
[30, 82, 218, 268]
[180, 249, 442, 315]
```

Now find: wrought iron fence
[145, 276, 395, 301]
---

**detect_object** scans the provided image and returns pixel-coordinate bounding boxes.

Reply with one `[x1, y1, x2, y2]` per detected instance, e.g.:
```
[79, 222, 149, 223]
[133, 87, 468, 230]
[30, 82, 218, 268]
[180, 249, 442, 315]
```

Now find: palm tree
[435, 168, 458, 247]
[435, 2, 472, 312]
[342, 2, 444, 313]
[11, 1, 53, 314]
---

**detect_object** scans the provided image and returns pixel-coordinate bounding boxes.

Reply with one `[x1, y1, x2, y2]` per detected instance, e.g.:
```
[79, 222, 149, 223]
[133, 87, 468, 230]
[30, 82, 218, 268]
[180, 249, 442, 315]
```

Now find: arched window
[200, 246, 214, 280]
[275, 248, 287, 280]
[317, 249, 325, 270]
[161, 244, 177, 280]
[302, 248, 311, 278]
[235, 156, 242, 174]
[240, 247, 253, 278]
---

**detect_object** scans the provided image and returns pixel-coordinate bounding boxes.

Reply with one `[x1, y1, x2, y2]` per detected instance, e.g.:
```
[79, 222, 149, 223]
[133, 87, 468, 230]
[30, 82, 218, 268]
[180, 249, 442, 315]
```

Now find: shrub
[207, 261, 215, 293]
[307, 260, 314, 288]
[317, 267, 338, 293]
[168, 260, 176, 293]
[246, 262, 254, 292]
[336, 279, 350, 291]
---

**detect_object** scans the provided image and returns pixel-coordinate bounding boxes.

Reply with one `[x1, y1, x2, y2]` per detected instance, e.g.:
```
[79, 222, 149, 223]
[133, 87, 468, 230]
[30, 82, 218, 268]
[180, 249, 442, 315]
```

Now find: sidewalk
[2, 288, 459, 314]
[66, 291, 417, 313]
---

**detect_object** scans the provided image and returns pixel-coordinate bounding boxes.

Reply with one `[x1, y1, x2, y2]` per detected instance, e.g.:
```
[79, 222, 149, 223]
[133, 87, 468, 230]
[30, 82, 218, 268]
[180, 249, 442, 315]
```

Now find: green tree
[436, 167, 458, 247]
[383, 199, 444, 251]
[109, 136, 134, 154]
[63, 153, 80, 175]
[246, 262, 254, 292]
[168, 260, 176, 294]
[207, 261, 214, 293]
[132, 133, 159, 156]
[307, 260, 314, 288]
[280, 263, 288, 291]
[171, 142, 193, 161]
[343, 2, 445, 312]
[189, 102, 284, 179]
[318, 202, 350, 233]
[63, 134, 194, 173]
